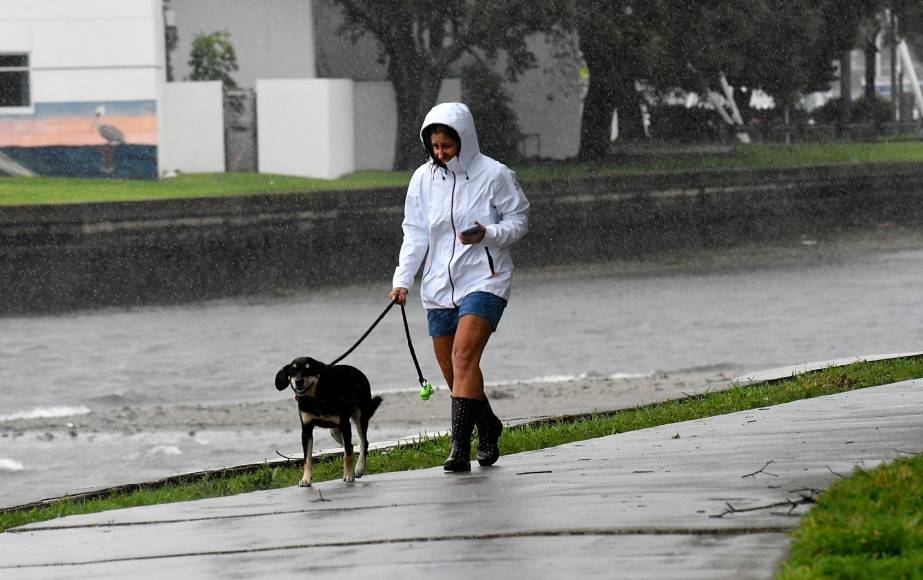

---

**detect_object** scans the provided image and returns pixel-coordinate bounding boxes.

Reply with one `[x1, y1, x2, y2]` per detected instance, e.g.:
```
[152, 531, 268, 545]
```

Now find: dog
[275, 356, 382, 487]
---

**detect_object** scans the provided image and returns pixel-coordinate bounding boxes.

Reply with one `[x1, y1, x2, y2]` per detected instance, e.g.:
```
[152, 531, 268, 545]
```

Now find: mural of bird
[94, 106, 125, 145]
[93, 105, 125, 175]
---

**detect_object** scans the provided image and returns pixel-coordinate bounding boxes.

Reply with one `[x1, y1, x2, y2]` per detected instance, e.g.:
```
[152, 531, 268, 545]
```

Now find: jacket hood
[419, 102, 481, 171]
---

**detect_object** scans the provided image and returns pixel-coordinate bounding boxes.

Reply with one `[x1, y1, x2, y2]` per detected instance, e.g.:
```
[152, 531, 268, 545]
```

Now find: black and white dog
[275, 357, 382, 486]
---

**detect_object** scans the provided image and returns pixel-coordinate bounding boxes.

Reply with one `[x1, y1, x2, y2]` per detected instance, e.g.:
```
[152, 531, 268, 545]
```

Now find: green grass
[1, 356, 921, 535]
[0, 170, 411, 206]
[2, 141, 923, 206]
[521, 141, 923, 180]
[778, 454, 923, 579]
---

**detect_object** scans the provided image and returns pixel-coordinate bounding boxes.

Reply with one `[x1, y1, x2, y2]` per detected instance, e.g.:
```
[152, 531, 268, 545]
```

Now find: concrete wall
[160, 81, 224, 174]
[354, 79, 461, 170]
[256, 78, 354, 179]
[169, 0, 315, 88]
[3, 163, 923, 315]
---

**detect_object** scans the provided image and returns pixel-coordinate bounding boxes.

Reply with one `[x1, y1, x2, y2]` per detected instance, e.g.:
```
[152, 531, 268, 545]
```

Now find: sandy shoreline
[0, 370, 734, 438]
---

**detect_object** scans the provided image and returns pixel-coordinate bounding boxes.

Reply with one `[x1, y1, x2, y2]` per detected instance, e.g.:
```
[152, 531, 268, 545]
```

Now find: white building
[0, 0, 165, 178]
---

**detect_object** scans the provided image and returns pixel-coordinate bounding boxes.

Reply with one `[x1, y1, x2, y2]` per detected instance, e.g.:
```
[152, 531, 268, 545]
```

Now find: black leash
[329, 299, 397, 366]
[329, 299, 432, 399]
[399, 302, 432, 398]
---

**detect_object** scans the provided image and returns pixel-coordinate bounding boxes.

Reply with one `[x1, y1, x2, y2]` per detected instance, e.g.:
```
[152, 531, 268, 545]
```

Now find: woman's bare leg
[432, 335, 454, 391]
[450, 314, 492, 400]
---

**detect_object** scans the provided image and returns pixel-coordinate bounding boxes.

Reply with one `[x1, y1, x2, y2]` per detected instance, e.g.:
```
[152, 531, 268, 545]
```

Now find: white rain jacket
[392, 102, 530, 310]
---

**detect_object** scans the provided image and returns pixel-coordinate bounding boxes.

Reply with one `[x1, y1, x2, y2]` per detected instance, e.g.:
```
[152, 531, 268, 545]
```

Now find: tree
[573, 0, 664, 160]
[460, 62, 522, 161]
[652, 0, 860, 125]
[187, 30, 239, 90]
[331, 0, 568, 169]
[860, 10, 886, 101]
[187, 30, 244, 117]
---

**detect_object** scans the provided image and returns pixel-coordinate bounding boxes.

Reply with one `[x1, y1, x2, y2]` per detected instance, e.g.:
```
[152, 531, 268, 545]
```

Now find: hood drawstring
[430, 163, 449, 181]
[429, 158, 467, 181]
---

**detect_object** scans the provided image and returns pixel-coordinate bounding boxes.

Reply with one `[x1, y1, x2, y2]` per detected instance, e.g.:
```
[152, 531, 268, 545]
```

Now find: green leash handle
[419, 381, 434, 400]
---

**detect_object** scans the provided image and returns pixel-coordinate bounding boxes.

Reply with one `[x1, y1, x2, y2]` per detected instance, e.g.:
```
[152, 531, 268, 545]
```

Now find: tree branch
[709, 489, 818, 518]
[742, 460, 778, 478]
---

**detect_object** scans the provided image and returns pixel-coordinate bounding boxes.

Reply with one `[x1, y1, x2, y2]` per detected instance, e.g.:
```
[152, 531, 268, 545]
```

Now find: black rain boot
[476, 397, 503, 467]
[443, 397, 481, 472]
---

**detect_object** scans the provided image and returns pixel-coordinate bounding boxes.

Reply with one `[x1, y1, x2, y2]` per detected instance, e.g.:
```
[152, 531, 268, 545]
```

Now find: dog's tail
[366, 395, 383, 420]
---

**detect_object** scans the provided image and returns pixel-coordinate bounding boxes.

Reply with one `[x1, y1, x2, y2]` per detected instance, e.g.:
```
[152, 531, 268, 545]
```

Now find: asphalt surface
[1, 359, 921, 579]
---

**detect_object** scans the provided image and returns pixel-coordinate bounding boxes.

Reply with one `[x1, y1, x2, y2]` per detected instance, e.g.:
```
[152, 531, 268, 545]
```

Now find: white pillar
[256, 79, 355, 179]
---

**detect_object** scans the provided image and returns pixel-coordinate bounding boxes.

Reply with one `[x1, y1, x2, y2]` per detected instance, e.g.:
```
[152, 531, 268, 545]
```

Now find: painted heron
[93, 106, 126, 145]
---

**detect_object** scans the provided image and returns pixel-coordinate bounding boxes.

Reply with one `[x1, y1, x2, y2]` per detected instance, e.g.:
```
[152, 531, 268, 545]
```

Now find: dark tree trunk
[389, 52, 442, 170]
[864, 40, 878, 102]
[576, 9, 647, 161]
[577, 28, 622, 162]
[578, 74, 619, 161]
[392, 81, 438, 171]
[840, 51, 852, 122]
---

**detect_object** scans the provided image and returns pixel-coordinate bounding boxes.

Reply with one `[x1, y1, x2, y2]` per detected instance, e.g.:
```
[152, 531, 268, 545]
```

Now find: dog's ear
[274, 365, 291, 391]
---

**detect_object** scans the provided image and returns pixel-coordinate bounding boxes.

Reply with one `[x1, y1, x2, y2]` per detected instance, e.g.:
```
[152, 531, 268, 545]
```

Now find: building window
[0, 54, 30, 108]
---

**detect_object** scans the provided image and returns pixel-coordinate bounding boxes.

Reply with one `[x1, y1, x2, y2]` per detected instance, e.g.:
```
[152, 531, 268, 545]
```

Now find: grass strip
[1, 356, 921, 534]
[2, 142, 923, 205]
[778, 453, 923, 579]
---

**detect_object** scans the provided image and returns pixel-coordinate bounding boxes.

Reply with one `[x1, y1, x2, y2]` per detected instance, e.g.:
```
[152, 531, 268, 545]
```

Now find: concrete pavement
[1, 374, 920, 579]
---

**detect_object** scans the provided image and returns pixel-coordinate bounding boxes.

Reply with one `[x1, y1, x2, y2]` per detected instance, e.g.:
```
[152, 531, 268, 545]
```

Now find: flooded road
[1, 227, 921, 507]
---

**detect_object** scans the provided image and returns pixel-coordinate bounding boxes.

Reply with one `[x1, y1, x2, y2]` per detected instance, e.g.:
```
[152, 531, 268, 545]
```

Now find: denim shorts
[427, 291, 508, 336]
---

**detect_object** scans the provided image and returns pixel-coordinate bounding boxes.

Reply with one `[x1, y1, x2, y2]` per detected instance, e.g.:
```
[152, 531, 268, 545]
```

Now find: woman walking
[390, 102, 530, 472]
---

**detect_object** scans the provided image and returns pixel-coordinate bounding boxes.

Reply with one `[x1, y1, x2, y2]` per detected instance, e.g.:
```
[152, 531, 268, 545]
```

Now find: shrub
[647, 104, 723, 142]
[811, 96, 894, 125]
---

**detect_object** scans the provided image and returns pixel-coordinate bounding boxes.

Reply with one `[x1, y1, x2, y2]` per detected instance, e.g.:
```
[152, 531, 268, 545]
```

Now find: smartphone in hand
[461, 224, 481, 236]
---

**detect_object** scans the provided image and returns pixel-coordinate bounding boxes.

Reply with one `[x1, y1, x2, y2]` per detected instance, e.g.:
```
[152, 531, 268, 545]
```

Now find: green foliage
[570, 0, 883, 157]
[330, 0, 569, 169]
[812, 96, 895, 125]
[849, 95, 895, 125]
[812, 98, 853, 124]
[334, 0, 569, 81]
[461, 62, 522, 161]
[187, 30, 239, 90]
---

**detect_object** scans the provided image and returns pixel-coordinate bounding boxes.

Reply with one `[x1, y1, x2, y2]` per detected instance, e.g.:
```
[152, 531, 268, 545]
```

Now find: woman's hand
[389, 287, 408, 305]
[459, 221, 485, 245]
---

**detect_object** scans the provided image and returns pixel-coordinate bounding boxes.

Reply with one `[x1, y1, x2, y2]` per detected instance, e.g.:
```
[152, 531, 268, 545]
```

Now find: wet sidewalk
[1, 374, 920, 579]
